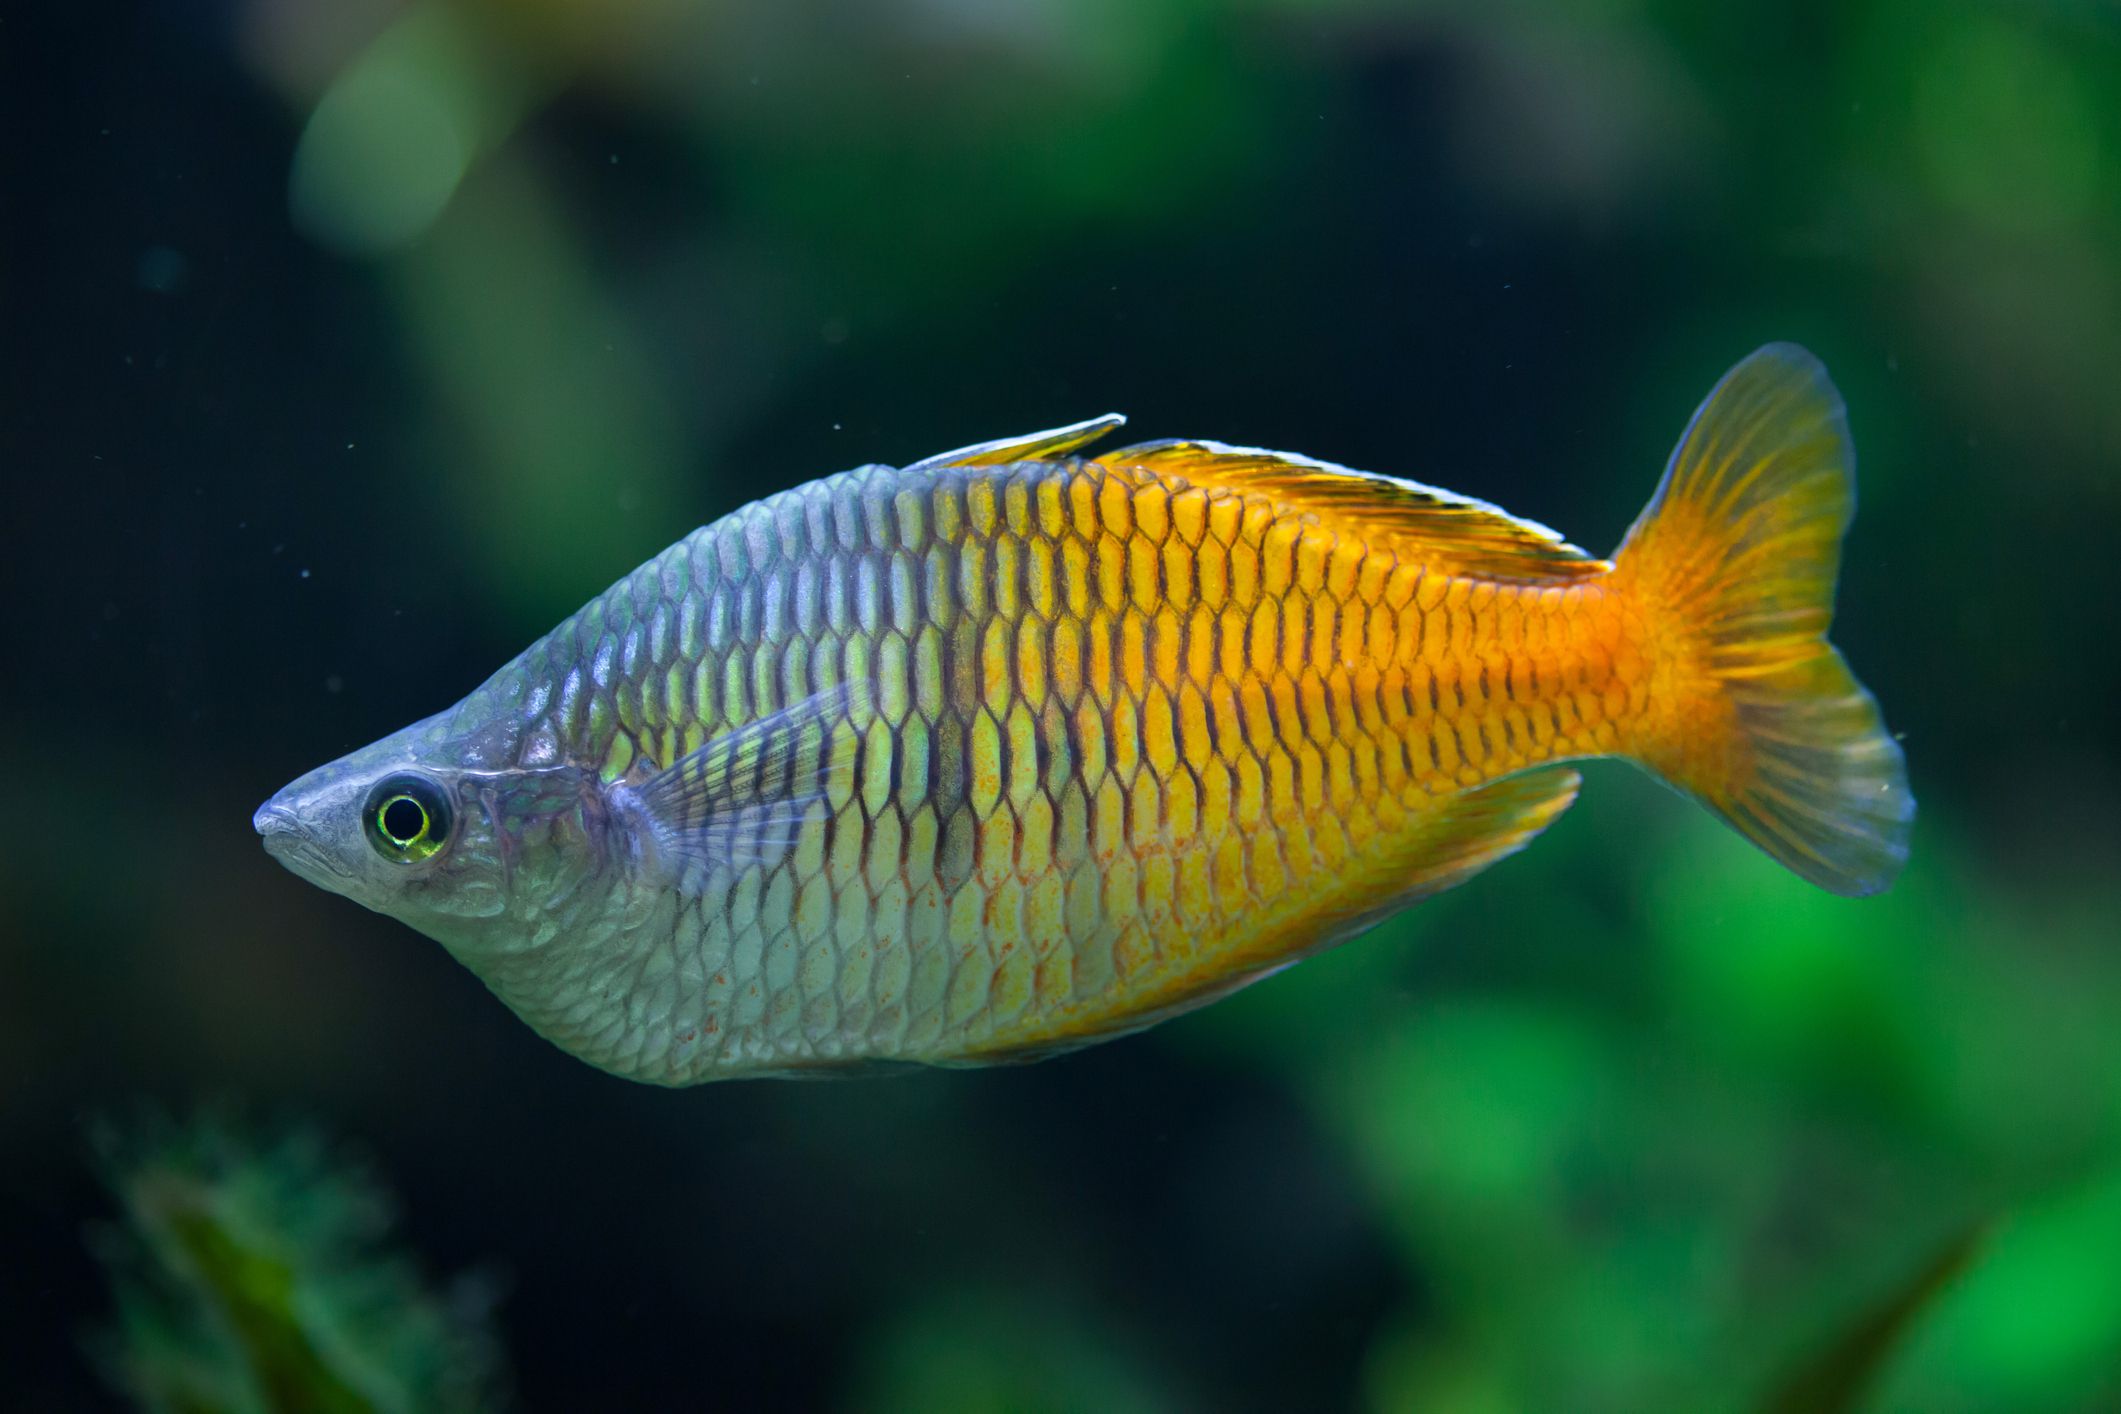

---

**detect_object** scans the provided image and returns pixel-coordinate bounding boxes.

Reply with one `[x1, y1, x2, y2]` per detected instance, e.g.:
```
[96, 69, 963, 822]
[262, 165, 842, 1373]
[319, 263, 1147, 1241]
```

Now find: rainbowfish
[256, 344, 1912, 1083]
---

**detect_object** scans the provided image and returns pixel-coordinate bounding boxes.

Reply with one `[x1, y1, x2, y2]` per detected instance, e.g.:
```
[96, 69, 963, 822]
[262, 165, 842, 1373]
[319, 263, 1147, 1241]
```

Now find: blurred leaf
[1760, 1218, 1988, 1414]
[1871, 1169, 2121, 1412]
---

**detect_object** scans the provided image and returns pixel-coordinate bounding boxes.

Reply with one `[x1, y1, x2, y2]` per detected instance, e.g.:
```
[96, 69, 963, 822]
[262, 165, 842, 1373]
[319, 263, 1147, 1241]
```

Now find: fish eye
[363, 774, 453, 863]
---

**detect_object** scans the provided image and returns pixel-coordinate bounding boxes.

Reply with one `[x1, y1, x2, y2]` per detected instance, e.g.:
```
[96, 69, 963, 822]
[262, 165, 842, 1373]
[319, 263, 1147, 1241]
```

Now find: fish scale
[258, 347, 1913, 1084]
[464, 456, 1626, 1079]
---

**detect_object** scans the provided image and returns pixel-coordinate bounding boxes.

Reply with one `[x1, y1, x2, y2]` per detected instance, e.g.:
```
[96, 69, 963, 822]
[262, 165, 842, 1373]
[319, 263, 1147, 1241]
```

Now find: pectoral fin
[617, 684, 865, 893]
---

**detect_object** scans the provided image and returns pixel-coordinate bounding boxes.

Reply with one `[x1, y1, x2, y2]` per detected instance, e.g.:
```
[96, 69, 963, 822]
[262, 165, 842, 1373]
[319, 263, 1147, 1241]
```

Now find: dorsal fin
[905, 413, 1127, 471]
[1097, 438, 1608, 584]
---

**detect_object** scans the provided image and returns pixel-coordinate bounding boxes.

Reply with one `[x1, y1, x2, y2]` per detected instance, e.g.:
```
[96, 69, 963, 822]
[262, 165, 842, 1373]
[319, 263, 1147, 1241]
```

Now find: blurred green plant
[85, 1111, 506, 1414]
[1169, 771, 2121, 1410]
[1762, 1219, 1987, 1414]
[1871, 1168, 2121, 1412]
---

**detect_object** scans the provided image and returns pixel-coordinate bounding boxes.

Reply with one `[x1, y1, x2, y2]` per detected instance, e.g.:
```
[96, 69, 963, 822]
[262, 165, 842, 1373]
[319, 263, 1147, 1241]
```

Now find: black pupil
[381, 796, 427, 844]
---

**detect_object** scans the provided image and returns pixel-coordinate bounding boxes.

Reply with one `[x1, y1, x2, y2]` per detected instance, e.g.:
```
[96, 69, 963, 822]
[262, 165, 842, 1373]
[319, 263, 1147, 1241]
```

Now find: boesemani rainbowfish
[256, 344, 1912, 1084]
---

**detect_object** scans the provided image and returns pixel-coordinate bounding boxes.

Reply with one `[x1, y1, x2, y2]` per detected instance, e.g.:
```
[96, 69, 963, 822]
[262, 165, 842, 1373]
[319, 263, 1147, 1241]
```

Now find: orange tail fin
[1614, 344, 1913, 896]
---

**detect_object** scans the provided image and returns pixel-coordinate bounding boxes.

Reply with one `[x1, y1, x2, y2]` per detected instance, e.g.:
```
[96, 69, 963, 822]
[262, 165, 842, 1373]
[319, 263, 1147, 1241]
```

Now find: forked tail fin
[1613, 344, 1913, 896]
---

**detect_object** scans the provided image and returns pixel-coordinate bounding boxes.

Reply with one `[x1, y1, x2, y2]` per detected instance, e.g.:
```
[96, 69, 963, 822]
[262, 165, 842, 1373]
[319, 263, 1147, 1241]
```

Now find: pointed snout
[253, 790, 318, 872]
[253, 798, 302, 838]
[251, 771, 359, 884]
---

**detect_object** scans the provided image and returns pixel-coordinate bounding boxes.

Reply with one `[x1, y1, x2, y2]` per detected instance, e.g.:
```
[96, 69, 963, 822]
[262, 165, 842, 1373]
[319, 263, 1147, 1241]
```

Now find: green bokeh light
[1913, 17, 2104, 233]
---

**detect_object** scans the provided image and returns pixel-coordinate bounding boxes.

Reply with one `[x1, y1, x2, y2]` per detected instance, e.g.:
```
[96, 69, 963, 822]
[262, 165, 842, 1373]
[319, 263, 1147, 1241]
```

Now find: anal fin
[1379, 764, 1585, 911]
[955, 766, 1582, 1066]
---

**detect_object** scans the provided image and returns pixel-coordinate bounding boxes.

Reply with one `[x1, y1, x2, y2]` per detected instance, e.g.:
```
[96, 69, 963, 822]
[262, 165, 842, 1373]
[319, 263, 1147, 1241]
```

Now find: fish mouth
[253, 802, 354, 884]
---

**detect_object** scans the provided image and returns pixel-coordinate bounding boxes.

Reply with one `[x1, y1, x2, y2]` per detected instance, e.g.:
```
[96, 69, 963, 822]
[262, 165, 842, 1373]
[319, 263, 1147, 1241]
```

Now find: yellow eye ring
[363, 774, 452, 863]
[377, 794, 430, 847]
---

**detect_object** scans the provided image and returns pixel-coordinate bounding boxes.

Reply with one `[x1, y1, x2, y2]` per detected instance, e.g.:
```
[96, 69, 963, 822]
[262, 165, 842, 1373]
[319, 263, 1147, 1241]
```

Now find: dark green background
[8, 0, 2119, 1408]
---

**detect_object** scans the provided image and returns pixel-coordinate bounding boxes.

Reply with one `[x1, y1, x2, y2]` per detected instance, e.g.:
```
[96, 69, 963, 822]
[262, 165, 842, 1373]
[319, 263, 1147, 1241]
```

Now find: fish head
[254, 710, 607, 957]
